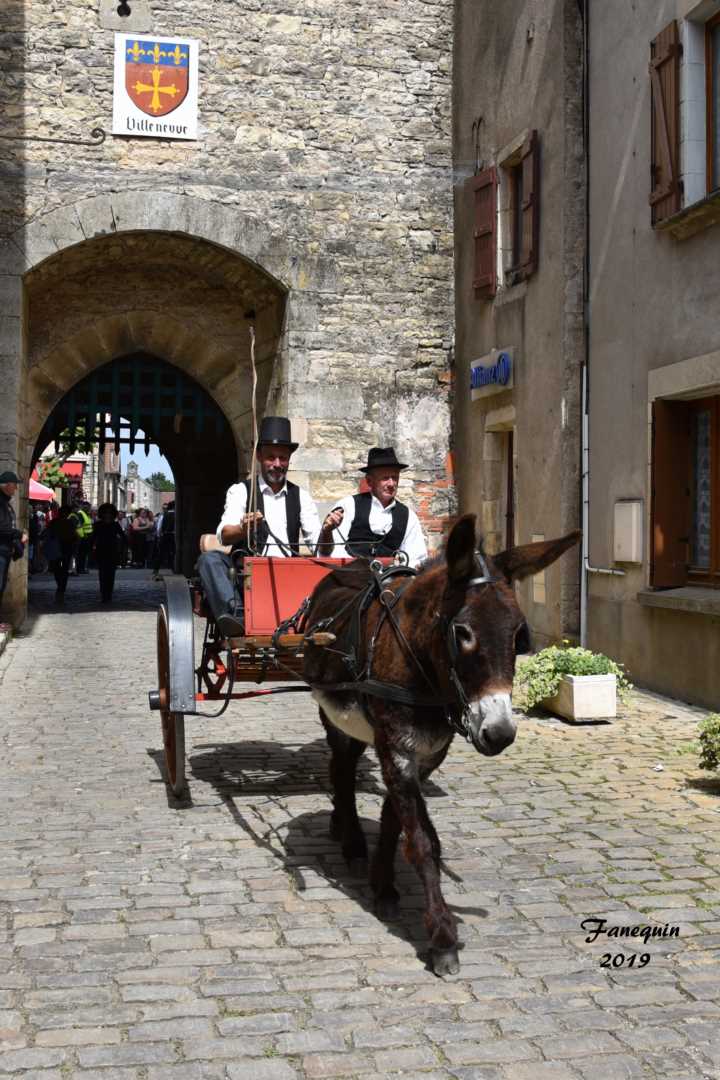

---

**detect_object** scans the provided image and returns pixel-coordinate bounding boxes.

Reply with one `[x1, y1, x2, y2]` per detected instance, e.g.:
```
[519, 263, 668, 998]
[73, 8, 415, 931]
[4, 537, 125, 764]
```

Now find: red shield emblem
[125, 39, 189, 118]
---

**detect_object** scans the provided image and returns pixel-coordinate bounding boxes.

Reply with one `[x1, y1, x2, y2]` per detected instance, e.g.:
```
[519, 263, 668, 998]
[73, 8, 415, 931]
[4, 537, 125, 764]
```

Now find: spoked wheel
[157, 604, 187, 796]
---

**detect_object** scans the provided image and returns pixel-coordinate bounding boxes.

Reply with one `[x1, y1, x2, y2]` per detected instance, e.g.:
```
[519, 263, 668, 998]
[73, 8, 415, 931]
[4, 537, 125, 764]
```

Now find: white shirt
[216, 476, 322, 556]
[329, 493, 428, 568]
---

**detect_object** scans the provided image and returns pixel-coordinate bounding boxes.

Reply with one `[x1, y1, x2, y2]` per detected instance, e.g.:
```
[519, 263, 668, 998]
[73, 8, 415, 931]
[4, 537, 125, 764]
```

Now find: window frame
[705, 10, 720, 193]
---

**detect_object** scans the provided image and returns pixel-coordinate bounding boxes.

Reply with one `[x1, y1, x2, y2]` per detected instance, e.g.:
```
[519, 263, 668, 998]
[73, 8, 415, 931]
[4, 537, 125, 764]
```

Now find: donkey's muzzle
[471, 693, 517, 756]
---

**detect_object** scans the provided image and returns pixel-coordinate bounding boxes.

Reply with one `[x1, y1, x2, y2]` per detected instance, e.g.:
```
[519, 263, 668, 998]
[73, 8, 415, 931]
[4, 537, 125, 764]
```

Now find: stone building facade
[0, 0, 455, 623]
[453, 0, 584, 646]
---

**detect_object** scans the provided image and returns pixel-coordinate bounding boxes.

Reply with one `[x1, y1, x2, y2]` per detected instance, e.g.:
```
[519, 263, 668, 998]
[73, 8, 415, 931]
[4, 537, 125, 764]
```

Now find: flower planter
[542, 673, 617, 721]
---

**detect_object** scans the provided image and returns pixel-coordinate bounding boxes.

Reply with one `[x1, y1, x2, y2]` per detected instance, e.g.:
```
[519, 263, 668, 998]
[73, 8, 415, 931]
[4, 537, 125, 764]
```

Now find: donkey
[303, 514, 580, 975]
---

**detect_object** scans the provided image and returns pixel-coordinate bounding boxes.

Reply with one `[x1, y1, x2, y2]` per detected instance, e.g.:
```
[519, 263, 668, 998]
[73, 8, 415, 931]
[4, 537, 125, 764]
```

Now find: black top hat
[0, 470, 20, 484]
[359, 447, 409, 473]
[256, 416, 299, 453]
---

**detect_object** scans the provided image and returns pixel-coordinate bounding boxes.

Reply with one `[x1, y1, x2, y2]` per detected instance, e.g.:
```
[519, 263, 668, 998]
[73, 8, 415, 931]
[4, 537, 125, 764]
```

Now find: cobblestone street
[0, 570, 719, 1078]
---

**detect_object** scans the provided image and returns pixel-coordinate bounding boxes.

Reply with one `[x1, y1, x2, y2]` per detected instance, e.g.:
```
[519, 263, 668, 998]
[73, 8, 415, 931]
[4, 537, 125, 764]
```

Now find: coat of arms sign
[112, 33, 199, 140]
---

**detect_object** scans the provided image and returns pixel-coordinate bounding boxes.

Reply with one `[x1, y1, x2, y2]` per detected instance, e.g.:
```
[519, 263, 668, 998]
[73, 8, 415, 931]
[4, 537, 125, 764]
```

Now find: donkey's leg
[371, 794, 402, 921]
[320, 711, 368, 872]
[376, 741, 459, 976]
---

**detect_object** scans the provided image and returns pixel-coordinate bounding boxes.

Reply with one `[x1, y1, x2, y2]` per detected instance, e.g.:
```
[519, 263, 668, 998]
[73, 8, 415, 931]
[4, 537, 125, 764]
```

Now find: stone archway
[3, 213, 293, 622]
[34, 352, 239, 575]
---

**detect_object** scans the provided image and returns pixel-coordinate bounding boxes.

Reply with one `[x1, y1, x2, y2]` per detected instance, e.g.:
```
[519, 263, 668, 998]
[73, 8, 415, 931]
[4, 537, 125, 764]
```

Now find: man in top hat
[0, 470, 28, 611]
[198, 417, 342, 638]
[326, 447, 428, 567]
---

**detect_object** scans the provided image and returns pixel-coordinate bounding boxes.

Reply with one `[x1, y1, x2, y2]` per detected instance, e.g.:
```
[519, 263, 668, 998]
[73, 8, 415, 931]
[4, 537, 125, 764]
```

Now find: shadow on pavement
[146, 732, 477, 971]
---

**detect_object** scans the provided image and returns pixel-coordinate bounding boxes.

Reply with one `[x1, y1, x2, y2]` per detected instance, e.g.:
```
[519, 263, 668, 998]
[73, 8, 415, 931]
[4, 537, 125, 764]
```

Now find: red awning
[29, 478, 55, 502]
[61, 461, 84, 477]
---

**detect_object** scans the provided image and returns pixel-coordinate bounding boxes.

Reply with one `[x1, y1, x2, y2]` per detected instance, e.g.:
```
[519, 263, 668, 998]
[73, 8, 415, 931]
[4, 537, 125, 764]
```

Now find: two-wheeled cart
[148, 556, 354, 795]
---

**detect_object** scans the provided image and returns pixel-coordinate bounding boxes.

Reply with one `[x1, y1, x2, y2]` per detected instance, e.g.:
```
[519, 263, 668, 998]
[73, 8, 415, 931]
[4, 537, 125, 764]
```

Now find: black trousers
[0, 547, 11, 608]
[152, 534, 176, 573]
[98, 557, 116, 602]
[51, 546, 73, 593]
[76, 536, 92, 573]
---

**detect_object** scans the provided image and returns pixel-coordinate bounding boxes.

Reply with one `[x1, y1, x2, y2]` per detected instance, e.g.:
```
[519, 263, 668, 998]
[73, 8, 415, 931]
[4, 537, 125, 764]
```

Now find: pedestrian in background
[152, 500, 175, 580]
[43, 506, 76, 602]
[0, 470, 27, 616]
[130, 508, 154, 567]
[92, 503, 124, 603]
[70, 500, 93, 574]
[117, 511, 130, 568]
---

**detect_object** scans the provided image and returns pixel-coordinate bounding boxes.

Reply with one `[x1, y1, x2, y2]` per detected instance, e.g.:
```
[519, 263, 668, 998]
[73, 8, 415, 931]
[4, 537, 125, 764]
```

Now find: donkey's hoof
[375, 896, 401, 922]
[432, 947, 460, 977]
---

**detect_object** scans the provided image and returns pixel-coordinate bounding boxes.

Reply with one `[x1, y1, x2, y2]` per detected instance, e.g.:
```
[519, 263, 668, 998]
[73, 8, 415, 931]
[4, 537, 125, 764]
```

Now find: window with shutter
[651, 398, 691, 587]
[519, 130, 540, 277]
[470, 167, 497, 298]
[650, 20, 681, 225]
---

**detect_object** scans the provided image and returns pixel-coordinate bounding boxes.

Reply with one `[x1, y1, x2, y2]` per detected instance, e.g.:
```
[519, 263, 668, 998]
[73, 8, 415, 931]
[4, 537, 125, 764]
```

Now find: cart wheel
[157, 604, 187, 796]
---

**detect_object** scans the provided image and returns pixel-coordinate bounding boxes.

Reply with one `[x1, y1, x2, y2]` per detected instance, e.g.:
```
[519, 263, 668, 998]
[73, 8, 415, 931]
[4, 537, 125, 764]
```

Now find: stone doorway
[33, 352, 239, 575]
[5, 227, 289, 623]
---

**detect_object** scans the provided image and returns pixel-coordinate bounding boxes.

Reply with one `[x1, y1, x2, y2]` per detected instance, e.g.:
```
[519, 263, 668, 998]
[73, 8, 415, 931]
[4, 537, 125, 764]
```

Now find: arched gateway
[34, 354, 238, 576]
[3, 196, 297, 622]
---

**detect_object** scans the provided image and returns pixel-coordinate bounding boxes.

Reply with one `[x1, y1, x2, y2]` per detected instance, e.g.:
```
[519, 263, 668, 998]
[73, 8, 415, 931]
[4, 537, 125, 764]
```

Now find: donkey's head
[440, 515, 581, 757]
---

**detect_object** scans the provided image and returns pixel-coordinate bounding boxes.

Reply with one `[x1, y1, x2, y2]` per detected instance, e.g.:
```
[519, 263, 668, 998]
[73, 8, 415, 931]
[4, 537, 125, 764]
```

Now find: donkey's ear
[446, 515, 477, 582]
[493, 529, 581, 583]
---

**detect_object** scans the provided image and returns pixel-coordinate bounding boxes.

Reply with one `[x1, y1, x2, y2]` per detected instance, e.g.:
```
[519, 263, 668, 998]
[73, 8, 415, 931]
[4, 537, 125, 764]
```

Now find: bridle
[303, 551, 497, 742]
[437, 551, 494, 740]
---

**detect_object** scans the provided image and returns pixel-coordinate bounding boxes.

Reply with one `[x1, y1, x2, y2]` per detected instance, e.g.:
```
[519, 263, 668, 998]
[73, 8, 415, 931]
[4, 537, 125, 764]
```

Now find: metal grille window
[688, 397, 719, 584]
[652, 395, 720, 588]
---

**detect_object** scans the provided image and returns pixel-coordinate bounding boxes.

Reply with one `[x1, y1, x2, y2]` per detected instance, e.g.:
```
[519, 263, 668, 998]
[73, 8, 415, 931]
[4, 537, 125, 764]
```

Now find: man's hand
[220, 511, 264, 547]
[322, 507, 344, 532]
[241, 511, 264, 536]
[316, 507, 343, 555]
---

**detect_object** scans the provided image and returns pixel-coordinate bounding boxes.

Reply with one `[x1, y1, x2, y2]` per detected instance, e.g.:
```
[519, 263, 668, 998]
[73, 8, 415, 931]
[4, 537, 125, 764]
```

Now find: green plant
[513, 643, 633, 711]
[697, 713, 720, 771]
[36, 458, 68, 490]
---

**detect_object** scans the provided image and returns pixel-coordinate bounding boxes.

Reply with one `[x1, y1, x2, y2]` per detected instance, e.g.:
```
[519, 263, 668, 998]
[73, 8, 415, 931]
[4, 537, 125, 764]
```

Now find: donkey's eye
[454, 623, 477, 653]
[514, 621, 532, 655]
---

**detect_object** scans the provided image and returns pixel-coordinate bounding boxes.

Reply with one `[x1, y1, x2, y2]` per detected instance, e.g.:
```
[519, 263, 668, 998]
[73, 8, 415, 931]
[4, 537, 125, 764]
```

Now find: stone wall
[0, 0, 456, 622]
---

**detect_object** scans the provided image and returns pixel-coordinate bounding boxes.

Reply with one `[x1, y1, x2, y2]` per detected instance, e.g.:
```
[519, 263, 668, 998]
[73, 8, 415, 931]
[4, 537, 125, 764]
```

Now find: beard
[265, 464, 288, 486]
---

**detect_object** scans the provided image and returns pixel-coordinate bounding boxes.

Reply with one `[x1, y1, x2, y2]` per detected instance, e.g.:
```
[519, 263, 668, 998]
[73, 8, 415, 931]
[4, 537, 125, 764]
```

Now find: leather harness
[295, 556, 495, 742]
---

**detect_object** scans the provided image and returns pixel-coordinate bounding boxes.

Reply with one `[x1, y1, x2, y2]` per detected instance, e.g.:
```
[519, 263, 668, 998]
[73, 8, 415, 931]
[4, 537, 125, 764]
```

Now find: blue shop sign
[470, 349, 514, 399]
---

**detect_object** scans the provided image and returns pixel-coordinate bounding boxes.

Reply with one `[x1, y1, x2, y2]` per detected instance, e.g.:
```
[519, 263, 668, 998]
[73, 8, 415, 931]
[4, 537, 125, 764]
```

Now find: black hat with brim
[256, 416, 299, 453]
[360, 447, 409, 473]
[0, 470, 20, 484]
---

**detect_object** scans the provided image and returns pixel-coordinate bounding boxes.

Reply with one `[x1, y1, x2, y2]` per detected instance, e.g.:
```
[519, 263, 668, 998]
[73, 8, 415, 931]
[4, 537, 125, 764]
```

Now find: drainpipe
[579, 0, 624, 650]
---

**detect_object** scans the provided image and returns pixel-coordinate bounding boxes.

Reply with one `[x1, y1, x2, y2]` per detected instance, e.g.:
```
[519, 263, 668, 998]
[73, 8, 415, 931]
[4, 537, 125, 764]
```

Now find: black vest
[346, 492, 409, 557]
[232, 479, 301, 557]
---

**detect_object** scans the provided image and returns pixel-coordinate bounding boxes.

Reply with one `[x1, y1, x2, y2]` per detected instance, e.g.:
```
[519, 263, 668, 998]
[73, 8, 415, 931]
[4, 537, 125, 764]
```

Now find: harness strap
[315, 678, 450, 709]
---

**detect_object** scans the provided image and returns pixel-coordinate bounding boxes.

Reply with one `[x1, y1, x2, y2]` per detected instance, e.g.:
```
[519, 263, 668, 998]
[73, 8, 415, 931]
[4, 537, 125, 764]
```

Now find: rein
[305, 554, 495, 742]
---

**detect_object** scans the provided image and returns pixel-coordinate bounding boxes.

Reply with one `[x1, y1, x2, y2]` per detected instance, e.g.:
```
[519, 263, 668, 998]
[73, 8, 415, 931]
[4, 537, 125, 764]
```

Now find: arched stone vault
[22, 229, 288, 475]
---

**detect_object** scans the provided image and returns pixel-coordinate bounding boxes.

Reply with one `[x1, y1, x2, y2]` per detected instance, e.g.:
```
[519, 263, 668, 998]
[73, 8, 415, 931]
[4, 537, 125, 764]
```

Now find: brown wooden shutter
[649, 20, 681, 225]
[470, 167, 497, 297]
[651, 399, 691, 587]
[519, 130, 540, 277]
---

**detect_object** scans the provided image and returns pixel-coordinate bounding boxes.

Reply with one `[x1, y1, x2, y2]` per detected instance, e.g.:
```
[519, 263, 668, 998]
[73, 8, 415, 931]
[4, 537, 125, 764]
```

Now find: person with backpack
[42, 506, 77, 602]
[197, 417, 341, 638]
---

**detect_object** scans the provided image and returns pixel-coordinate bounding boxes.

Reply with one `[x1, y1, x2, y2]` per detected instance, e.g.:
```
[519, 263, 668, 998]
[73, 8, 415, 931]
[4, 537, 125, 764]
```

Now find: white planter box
[542, 673, 617, 721]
